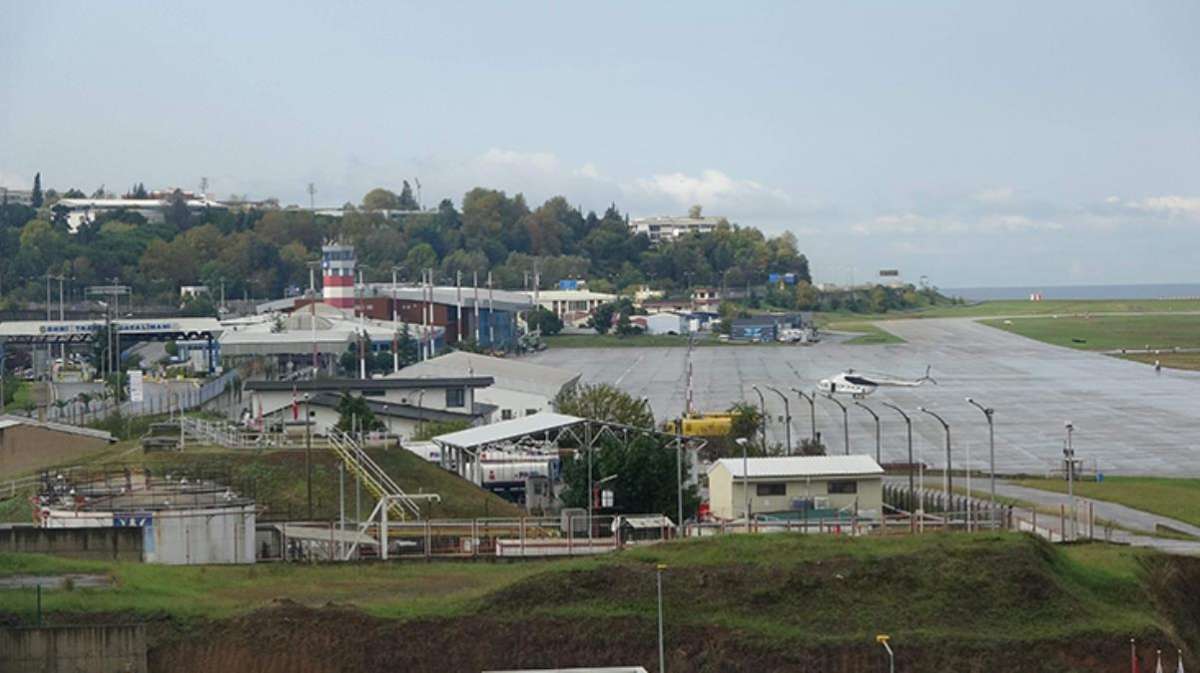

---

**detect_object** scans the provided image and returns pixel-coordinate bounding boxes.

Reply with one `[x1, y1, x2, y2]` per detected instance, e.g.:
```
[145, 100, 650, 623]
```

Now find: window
[827, 480, 857, 494]
[445, 387, 466, 408]
[361, 389, 385, 397]
[502, 409, 513, 420]
[756, 483, 786, 496]
[526, 409, 538, 416]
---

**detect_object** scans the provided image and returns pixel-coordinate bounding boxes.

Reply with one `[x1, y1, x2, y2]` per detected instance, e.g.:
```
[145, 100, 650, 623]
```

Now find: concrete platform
[528, 319, 1200, 476]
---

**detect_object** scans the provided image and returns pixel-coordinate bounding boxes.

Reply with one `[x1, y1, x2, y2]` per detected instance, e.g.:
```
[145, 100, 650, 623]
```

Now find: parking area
[528, 319, 1200, 476]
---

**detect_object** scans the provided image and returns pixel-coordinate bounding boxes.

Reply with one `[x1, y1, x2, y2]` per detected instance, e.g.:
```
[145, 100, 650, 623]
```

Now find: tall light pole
[304, 393, 313, 520]
[876, 635, 894, 673]
[790, 389, 817, 444]
[391, 266, 402, 374]
[880, 402, 915, 524]
[918, 407, 952, 496]
[823, 394, 850, 455]
[1064, 421, 1076, 541]
[735, 437, 750, 527]
[854, 400, 881, 463]
[656, 563, 668, 673]
[765, 386, 791, 455]
[966, 397, 996, 517]
[751, 386, 768, 453]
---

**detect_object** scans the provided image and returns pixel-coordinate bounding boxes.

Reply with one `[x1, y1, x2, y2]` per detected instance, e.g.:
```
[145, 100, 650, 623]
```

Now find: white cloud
[972, 186, 1015, 203]
[624, 169, 792, 215]
[575, 162, 603, 180]
[1126, 195, 1200, 220]
[851, 213, 968, 235]
[474, 148, 561, 174]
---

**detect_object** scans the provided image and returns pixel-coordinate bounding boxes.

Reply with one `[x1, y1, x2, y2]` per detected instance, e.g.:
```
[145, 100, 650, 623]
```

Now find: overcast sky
[3, 2, 1199, 287]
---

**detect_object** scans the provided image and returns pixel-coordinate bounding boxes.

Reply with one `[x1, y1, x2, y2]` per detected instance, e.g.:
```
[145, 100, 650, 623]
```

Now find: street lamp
[966, 397, 997, 518]
[853, 400, 881, 463]
[876, 634, 895, 673]
[790, 388, 817, 444]
[823, 394, 850, 455]
[751, 386, 768, 453]
[765, 386, 791, 455]
[1064, 421, 1076, 541]
[880, 402, 917, 527]
[735, 437, 750, 528]
[304, 393, 313, 519]
[918, 407, 952, 497]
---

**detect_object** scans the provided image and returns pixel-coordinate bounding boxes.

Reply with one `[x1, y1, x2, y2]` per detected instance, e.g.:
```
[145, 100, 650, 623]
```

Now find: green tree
[526, 306, 563, 336]
[559, 433, 699, 518]
[404, 242, 438, 275]
[554, 383, 653, 428]
[728, 401, 762, 443]
[398, 180, 419, 210]
[31, 173, 43, 208]
[334, 393, 385, 432]
[362, 187, 401, 211]
[164, 189, 191, 230]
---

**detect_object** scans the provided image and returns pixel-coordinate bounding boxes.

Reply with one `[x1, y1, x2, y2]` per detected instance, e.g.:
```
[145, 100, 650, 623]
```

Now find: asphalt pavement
[528, 318, 1200, 476]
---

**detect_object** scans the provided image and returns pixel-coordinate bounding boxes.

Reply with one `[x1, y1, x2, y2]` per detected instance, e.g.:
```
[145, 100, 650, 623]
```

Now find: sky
[2, 1, 1199, 287]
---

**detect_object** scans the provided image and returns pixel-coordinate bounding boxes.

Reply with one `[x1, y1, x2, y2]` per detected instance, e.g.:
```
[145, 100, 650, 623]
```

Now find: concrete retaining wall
[0, 624, 147, 673]
[0, 526, 143, 561]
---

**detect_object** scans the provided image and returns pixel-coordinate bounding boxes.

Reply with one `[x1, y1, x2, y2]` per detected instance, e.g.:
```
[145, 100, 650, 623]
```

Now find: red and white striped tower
[321, 242, 356, 309]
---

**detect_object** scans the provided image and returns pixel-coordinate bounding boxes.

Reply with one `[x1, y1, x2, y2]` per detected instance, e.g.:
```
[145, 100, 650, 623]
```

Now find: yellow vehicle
[663, 412, 734, 437]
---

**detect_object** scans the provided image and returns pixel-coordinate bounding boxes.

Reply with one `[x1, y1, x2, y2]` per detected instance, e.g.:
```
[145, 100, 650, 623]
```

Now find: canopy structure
[431, 411, 709, 523]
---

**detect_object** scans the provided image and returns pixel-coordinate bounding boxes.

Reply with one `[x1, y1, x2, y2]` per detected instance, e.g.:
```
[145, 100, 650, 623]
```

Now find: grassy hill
[2, 533, 1197, 672]
[0, 442, 523, 523]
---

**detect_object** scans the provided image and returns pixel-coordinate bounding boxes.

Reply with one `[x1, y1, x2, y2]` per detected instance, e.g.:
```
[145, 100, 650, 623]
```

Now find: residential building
[729, 312, 813, 342]
[0, 187, 34, 206]
[52, 195, 226, 233]
[706, 455, 884, 521]
[629, 215, 723, 243]
[528, 289, 617, 327]
[391, 351, 580, 421]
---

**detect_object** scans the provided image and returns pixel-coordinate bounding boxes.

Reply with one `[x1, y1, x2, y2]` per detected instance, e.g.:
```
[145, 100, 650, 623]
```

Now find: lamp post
[304, 393, 312, 520]
[966, 397, 997, 519]
[823, 394, 850, 455]
[751, 386, 768, 453]
[735, 437, 750, 529]
[876, 635, 895, 673]
[853, 400, 881, 464]
[765, 386, 791, 455]
[918, 407, 952, 497]
[790, 388, 817, 444]
[880, 402, 916, 527]
[1064, 421, 1076, 541]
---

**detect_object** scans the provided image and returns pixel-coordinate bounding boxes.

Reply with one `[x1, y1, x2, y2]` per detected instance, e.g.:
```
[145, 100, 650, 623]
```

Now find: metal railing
[327, 430, 422, 520]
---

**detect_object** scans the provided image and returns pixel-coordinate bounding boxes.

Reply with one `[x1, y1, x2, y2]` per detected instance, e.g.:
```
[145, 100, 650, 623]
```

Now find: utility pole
[305, 394, 313, 519]
[487, 271, 495, 348]
[307, 182, 316, 210]
[854, 401, 881, 464]
[765, 386, 791, 455]
[391, 267, 400, 374]
[791, 389, 817, 444]
[657, 564, 668, 673]
[1064, 421, 1076, 541]
[881, 402, 916, 528]
[824, 394, 850, 455]
[473, 271, 480, 343]
[967, 397, 997, 519]
[456, 271, 464, 343]
[919, 407, 952, 497]
[751, 386, 768, 453]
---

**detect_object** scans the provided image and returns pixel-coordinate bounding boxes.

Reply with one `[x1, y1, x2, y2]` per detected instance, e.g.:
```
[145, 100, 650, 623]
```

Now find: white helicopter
[817, 366, 936, 398]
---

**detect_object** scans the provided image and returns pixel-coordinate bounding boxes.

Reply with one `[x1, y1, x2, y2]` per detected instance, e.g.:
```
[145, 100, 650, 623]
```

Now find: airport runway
[528, 319, 1200, 476]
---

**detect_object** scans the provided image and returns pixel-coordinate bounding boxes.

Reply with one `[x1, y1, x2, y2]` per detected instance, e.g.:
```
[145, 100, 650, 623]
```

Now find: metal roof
[391, 352, 580, 399]
[0, 415, 115, 442]
[710, 455, 884, 479]
[245, 377, 493, 392]
[307, 392, 496, 423]
[432, 412, 583, 450]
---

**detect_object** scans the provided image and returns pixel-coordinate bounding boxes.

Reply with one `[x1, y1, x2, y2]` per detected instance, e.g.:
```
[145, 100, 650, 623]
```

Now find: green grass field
[1014, 476, 1200, 528]
[981, 314, 1200, 352]
[1122, 352, 1200, 371]
[0, 533, 1168, 646]
[818, 297, 1200, 323]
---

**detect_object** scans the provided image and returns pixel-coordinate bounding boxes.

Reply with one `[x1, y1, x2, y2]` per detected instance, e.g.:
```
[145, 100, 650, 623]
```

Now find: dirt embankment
[145, 600, 1178, 673]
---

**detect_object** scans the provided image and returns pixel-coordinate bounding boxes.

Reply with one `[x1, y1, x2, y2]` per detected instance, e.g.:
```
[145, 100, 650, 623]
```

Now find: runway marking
[614, 354, 644, 386]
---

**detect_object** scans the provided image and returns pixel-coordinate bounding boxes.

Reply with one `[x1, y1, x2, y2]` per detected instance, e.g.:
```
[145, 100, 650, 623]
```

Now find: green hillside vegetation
[0, 444, 522, 523]
[0, 534, 1190, 651]
[1015, 477, 1200, 528]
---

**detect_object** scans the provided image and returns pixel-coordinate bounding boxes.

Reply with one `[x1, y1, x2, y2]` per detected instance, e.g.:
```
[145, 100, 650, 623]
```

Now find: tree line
[0, 181, 813, 310]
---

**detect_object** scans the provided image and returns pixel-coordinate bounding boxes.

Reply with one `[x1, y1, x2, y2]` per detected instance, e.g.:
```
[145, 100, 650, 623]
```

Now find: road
[528, 318, 1200, 476]
[994, 482, 1200, 538]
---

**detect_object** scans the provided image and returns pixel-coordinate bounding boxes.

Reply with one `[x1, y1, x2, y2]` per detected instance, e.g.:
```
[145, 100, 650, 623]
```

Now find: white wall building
[629, 215, 723, 243]
[633, 312, 688, 335]
[393, 351, 580, 421]
[528, 289, 617, 327]
[706, 455, 884, 521]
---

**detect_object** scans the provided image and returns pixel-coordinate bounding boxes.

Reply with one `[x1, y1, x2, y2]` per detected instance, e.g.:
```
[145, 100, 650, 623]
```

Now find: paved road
[528, 318, 1200, 476]
[994, 482, 1200, 538]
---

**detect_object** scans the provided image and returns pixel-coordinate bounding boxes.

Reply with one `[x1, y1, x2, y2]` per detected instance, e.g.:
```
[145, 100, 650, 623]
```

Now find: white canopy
[432, 412, 583, 450]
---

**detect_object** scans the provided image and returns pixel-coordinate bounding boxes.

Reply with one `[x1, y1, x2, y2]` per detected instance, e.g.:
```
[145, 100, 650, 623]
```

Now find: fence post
[1059, 504, 1066, 541]
[424, 520, 432, 560]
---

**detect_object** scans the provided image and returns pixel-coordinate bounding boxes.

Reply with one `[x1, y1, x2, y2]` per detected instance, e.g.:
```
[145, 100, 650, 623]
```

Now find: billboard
[128, 369, 145, 403]
[879, 269, 900, 277]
